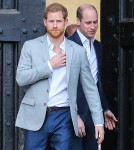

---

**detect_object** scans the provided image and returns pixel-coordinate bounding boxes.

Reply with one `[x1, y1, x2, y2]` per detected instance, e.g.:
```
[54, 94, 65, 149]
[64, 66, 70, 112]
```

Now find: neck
[48, 34, 64, 48]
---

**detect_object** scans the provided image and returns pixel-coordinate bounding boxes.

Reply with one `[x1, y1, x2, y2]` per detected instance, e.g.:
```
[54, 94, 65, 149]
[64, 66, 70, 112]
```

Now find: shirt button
[44, 103, 47, 106]
[47, 89, 49, 93]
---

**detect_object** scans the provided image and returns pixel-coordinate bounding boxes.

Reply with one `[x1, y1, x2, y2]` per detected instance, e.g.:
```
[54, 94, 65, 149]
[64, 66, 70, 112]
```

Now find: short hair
[65, 24, 79, 37]
[77, 4, 98, 21]
[44, 3, 68, 20]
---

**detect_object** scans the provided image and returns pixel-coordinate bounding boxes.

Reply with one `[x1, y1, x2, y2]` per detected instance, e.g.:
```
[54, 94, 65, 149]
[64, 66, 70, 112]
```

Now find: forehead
[47, 11, 64, 19]
[82, 8, 98, 21]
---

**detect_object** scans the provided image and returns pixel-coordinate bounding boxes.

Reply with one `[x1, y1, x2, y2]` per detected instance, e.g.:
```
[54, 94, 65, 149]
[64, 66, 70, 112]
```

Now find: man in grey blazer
[15, 3, 104, 150]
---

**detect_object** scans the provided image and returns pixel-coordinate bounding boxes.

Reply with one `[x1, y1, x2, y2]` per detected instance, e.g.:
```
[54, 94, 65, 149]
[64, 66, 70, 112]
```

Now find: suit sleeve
[16, 41, 52, 86]
[98, 42, 109, 111]
[80, 49, 104, 125]
[98, 85, 109, 111]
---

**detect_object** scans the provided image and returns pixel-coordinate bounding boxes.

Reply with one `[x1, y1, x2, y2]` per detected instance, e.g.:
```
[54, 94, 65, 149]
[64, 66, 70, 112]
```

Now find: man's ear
[65, 18, 68, 26]
[76, 17, 80, 25]
[43, 18, 47, 27]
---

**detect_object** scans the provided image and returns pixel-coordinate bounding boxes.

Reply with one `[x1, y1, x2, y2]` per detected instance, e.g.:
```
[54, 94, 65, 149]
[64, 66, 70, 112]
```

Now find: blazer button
[47, 89, 49, 93]
[44, 103, 47, 106]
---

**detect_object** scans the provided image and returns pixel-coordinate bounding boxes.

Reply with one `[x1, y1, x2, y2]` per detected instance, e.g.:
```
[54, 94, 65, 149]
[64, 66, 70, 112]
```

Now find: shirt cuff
[95, 124, 103, 126]
[48, 61, 53, 71]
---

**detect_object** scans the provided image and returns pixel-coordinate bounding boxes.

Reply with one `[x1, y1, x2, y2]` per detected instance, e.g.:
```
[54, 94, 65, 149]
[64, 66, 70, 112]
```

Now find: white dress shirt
[77, 29, 98, 84]
[47, 35, 69, 107]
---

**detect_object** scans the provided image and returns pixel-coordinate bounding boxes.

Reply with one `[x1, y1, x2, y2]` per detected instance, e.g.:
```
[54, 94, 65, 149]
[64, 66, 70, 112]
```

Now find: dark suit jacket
[68, 31, 109, 124]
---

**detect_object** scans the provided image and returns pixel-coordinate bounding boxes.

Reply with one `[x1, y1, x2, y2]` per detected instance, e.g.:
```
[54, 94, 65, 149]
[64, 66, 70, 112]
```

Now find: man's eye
[94, 21, 98, 24]
[48, 20, 53, 23]
[86, 22, 91, 25]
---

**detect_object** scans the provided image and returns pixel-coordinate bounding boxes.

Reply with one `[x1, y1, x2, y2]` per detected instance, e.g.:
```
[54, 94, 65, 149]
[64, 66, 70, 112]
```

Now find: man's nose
[90, 23, 95, 29]
[53, 22, 58, 27]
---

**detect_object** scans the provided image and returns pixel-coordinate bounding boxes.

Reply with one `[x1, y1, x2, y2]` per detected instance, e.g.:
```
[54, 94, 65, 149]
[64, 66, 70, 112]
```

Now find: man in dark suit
[68, 3, 118, 150]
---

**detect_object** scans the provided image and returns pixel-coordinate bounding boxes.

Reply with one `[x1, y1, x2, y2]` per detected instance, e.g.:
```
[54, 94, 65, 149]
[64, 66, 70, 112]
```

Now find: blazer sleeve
[80, 49, 104, 125]
[16, 41, 52, 86]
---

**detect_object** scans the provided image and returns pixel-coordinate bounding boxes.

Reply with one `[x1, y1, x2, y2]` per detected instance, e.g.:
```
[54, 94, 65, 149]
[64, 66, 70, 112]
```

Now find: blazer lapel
[65, 38, 74, 83]
[40, 36, 74, 83]
[40, 35, 50, 62]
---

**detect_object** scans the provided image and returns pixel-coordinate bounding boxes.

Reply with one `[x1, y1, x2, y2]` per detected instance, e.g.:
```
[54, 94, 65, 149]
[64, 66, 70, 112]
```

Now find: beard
[47, 28, 64, 38]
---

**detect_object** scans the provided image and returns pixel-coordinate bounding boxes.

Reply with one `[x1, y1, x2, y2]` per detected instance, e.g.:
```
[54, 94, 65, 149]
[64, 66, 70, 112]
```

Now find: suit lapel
[40, 35, 50, 62]
[65, 38, 74, 83]
[69, 31, 83, 46]
[74, 31, 83, 46]
[93, 40, 102, 71]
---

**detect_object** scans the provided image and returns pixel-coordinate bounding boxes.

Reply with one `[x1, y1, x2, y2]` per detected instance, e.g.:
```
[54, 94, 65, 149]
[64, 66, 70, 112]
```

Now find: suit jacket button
[47, 89, 49, 93]
[44, 103, 47, 106]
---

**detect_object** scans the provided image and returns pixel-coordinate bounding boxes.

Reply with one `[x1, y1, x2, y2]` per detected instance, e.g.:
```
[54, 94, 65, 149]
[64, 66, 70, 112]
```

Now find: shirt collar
[47, 34, 65, 52]
[77, 29, 95, 44]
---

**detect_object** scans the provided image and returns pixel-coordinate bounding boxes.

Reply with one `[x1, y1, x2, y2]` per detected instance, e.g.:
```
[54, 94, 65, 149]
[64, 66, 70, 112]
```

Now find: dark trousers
[82, 112, 98, 150]
[70, 117, 98, 150]
[82, 125, 98, 150]
[72, 123, 98, 150]
[24, 108, 77, 150]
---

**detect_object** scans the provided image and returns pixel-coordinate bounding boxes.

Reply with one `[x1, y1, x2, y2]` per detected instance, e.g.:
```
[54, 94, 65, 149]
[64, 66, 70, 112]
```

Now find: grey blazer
[15, 34, 104, 136]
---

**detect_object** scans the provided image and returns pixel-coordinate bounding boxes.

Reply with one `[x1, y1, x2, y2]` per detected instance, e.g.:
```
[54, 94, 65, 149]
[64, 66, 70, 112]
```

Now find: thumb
[112, 115, 118, 122]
